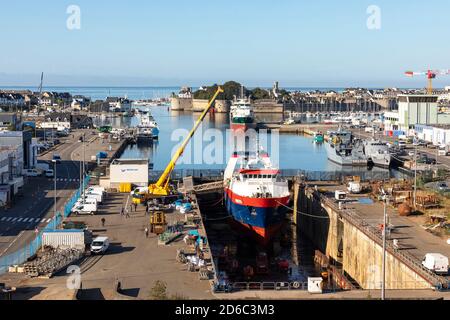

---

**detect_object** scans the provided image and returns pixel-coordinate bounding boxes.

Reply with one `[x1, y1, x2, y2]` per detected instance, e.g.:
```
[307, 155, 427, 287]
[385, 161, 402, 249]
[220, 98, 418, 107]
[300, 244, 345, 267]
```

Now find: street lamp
[78, 133, 86, 202]
[413, 141, 418, 208]
[381, 190, 389, 301]
[52, 159, 57, 230]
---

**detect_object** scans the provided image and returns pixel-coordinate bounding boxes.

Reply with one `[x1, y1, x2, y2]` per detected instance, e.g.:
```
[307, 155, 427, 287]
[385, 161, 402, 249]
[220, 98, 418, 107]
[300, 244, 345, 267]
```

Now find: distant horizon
[0, 84, 434, 91]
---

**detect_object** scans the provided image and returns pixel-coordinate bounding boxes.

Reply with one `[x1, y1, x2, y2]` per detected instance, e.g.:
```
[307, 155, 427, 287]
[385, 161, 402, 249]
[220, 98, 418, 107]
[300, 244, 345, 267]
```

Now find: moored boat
[230, 98, 255, 132]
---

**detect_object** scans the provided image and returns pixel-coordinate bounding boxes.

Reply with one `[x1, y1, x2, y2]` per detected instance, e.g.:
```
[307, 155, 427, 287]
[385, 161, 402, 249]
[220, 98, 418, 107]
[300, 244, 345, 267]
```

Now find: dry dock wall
[297, 185, 432, 290]
[344, 222, 430, 289]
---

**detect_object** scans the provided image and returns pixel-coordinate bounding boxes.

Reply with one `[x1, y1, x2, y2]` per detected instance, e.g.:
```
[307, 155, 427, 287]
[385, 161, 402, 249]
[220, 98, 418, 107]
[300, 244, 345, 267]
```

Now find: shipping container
[97, 151, 108, 159]
[119, 183, 132, 193]
[42, 230, 88, 250]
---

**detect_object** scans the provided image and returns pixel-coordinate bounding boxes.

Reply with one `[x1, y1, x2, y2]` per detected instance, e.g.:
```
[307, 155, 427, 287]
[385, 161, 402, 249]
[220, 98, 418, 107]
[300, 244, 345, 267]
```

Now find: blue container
[97, 151, 108, 159]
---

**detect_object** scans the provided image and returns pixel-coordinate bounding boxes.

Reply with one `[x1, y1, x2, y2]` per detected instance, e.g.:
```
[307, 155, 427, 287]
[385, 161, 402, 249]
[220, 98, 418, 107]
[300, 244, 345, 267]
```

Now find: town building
[0, 145, 25, 205]
[414, 124, 450, 146]
[382, 95, 448, 134]
[0, 130, 38, 170]
[0, 113, 22, 131]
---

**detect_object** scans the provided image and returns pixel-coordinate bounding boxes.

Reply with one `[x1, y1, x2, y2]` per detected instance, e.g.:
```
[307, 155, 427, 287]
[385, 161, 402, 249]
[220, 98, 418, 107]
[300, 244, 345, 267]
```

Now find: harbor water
[93, 107, 398, 179]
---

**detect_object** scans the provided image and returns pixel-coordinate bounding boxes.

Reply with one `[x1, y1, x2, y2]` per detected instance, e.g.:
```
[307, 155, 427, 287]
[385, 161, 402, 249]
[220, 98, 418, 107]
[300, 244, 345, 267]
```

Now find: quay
[294, 179, 450, 291]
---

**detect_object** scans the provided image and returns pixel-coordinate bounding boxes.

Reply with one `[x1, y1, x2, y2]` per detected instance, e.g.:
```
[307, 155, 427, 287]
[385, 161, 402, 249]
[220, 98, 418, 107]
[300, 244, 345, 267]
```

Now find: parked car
[23, 169, 41, 177]
[415, 140, 427, 147]
[90, 237, 110, 255]
[437, 182, 449, 192]
[52, 154, 62, 164]
[45, 169, 54, 177]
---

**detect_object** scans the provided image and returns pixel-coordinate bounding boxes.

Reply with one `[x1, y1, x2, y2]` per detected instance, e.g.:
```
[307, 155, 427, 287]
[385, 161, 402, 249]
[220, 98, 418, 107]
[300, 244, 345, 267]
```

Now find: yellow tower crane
[132, 86, 224, 204]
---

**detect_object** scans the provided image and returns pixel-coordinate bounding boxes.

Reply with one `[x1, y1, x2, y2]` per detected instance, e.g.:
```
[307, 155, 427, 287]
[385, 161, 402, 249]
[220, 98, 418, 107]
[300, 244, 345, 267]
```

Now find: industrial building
[0, 130, 38, 170]
[414, 124, 450, 146]
[104, 159, 149, 190]
[382, 95, 450, 134]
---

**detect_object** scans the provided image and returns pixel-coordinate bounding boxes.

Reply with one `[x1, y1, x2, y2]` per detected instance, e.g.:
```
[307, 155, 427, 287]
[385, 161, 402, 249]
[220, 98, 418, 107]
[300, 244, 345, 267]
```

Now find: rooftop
[111, 159, 149, 166]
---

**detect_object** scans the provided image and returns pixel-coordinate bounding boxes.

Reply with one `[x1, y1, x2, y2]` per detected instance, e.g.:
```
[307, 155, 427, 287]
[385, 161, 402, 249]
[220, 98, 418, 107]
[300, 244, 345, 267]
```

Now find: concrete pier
[295, 181, 449, 290]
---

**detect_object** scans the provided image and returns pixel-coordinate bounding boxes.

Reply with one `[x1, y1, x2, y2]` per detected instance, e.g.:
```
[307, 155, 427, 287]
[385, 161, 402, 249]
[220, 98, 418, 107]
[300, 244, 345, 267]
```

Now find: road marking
[35, 218, 41, 223]
[17, 218, 23, 222]
[23, 218, 30, 222]
[5, 218, 12, 222]
[41, 218, 46, 223]
[46, 218, 51, 223]
[11, 218, 17, 222]
[1, 217, 6, 221]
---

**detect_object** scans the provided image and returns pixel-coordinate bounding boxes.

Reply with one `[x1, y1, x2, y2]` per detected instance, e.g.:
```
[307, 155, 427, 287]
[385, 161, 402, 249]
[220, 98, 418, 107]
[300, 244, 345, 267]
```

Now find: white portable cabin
[422, 253, 449, 274]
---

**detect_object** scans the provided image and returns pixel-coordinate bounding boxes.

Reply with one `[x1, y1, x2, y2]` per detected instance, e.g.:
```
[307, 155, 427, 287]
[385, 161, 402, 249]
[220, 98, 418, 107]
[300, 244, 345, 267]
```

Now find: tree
[149, 280, 168, 300]
[251, 88, 270, 100]
[193, 81, 251, 101]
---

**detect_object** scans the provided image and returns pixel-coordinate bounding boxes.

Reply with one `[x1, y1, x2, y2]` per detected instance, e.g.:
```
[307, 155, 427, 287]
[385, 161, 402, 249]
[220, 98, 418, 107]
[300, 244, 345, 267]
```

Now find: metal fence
[0, 175, 91, 275]
[149, 169, 393, 182]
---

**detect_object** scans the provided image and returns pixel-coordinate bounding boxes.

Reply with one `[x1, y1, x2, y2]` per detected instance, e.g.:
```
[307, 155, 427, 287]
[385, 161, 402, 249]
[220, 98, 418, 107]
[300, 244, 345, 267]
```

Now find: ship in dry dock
[223, 148, 290, 246]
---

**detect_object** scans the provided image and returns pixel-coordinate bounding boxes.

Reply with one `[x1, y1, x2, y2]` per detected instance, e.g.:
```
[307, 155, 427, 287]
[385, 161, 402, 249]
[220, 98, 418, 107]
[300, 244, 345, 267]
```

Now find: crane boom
[405, 69, 450, 94]
[147, 86, 224, 196]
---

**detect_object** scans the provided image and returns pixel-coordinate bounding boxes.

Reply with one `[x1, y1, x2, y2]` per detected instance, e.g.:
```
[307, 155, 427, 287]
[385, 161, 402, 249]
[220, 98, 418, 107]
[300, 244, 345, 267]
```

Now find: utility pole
[414, 143, 417, 208]
[381, 193, 388, 300]
[52, 159, 57, 230]
[82, 132, 86, 199]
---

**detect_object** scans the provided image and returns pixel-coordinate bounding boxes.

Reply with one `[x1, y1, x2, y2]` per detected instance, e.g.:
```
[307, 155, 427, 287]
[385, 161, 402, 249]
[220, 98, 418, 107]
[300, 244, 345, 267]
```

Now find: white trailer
[42, 230, 87, 250]
[422, 253, 449, 274]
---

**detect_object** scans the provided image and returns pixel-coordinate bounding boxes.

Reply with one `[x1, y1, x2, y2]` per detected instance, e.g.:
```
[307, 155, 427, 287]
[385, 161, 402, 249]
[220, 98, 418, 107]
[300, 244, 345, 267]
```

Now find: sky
[0, 0, 449, 88]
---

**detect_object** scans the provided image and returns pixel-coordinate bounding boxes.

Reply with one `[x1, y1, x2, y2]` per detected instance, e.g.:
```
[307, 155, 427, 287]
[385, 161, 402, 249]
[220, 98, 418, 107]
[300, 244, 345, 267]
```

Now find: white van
[74, 197, 97, 208]
[85, 192, 103, 204]
[90, 236, 110, 254]
[71, 203, 97, 215]
[23, 169, 41, 177]
[422, 253, 448, 274]
[86, 186, 106, 196]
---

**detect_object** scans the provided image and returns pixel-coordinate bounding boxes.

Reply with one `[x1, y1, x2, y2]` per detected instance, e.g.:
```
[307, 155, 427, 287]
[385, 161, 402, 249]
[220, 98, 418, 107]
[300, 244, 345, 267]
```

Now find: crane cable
[199, 195, 225, 207]
[276, 201, 330, 220]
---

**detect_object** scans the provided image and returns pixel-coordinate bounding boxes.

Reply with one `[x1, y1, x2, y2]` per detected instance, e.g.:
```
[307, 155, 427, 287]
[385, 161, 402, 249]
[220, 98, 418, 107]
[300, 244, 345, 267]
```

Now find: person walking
[120, 207, 124, 217]
[126, 210, 130, 219]
[130, 203, 133, 213]
[145, 227, 149, 238]
[101, 217, 106, 227]
[134, 203, 138, 212]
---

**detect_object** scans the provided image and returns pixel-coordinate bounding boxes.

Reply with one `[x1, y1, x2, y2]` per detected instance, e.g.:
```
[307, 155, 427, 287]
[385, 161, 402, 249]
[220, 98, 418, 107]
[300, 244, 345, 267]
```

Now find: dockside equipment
[132, 86, 224, 203]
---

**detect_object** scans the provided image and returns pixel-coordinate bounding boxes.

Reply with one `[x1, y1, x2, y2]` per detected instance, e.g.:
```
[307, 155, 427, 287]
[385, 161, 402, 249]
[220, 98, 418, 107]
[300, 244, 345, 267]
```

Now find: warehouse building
[103, 159, 149, 190]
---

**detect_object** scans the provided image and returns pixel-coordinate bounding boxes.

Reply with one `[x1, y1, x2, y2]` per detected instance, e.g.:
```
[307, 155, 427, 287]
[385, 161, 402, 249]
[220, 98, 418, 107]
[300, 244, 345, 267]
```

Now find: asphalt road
[0, 130, 96, 257]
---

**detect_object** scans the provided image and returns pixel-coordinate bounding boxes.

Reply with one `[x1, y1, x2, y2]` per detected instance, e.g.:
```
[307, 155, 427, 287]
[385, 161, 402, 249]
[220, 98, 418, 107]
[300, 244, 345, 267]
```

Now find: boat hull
[325, 142, 367, 166]
[224, 188, 289, 245]
[231, 122, 256, 132]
